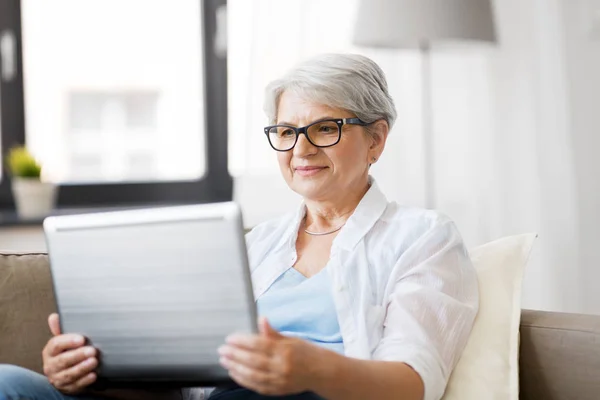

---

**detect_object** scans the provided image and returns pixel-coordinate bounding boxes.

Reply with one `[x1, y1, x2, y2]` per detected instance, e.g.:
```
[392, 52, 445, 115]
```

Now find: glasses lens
[307, 121, 340, 147]
[268, 126, 296, 150]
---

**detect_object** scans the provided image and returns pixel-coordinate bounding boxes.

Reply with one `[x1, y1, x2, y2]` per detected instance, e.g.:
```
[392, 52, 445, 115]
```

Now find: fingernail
[85, 358, 96, 365]
[84, 347, 95, 356]
[217, 346, 226, 355]
[225, 335, 236, 344]
[73, 336, 84, 345]
[219, 356, 229, 366]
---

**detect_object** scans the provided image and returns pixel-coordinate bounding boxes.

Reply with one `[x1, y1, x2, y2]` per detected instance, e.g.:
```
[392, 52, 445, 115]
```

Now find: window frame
[0, 0, 25, 209]
[0, 0, 231, 210]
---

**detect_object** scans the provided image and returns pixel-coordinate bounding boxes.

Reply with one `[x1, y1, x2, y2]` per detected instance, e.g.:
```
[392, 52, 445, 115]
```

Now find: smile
[294, 166, 327, 177]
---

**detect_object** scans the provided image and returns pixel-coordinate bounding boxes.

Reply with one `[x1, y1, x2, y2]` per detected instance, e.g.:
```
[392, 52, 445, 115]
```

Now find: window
[66, 91, 161, 183]
[0, 0, 230, 210]
[22, 0, 206, 184]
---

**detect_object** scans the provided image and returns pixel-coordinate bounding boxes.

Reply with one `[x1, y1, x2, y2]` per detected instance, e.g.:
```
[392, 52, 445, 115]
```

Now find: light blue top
[256, 266, 345, 354]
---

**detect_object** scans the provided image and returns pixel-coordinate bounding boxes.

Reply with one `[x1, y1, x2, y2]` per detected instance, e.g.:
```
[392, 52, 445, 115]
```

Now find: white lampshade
[353, 0, 497, 48]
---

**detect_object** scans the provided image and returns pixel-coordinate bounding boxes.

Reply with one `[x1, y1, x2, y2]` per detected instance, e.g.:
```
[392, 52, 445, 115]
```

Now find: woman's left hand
[218, 317, 325, 396]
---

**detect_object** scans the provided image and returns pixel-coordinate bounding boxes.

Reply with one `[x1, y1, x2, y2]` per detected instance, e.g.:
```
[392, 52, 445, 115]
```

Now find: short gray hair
[263, 53, 397, 129]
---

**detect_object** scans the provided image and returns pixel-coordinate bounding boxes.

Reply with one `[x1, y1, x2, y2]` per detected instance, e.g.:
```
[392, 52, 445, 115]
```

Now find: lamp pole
[420, 42, 435, 209]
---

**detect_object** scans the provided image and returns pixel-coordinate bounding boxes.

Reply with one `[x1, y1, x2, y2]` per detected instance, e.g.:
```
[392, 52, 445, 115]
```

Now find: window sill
[0, 203, 190, 227]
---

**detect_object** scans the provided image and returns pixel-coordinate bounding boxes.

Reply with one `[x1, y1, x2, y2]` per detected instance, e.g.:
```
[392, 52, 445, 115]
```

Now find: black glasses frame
[264, 117, 369, 152]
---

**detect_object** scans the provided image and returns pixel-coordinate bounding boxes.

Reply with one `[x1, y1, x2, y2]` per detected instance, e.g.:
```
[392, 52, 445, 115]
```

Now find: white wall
[492, 0, 600, 314]
[482, 0, 598, 314]
[562, 0, 600, 315]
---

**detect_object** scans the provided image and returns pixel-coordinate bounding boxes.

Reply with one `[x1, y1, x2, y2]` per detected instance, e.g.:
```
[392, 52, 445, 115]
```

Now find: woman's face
[275, 90, 385, 202]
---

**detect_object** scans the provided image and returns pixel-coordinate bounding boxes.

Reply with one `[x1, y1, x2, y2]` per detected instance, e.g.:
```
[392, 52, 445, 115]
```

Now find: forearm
[311, 350, 424, 400]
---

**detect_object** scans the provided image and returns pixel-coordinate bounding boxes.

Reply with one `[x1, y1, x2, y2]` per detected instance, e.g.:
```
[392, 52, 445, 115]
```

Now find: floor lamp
[353, 0, 497, 209]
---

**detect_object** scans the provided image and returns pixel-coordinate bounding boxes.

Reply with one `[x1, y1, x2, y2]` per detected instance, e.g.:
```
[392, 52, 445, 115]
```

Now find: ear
[368, 119, 389, 161]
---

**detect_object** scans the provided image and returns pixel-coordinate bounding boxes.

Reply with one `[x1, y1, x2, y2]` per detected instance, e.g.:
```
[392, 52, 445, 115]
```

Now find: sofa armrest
[519, 309, 600, 400]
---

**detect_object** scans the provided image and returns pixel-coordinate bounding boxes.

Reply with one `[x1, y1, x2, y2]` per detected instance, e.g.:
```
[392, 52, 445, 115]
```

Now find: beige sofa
[1, 251, 600, 399]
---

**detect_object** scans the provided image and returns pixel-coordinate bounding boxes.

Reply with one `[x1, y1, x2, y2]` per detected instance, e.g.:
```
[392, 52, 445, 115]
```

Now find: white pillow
[442, 233, 537, 400]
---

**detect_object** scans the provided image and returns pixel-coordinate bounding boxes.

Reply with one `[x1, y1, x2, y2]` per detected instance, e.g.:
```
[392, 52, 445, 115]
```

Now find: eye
[279, 129, 295, 137]
[313, 122, 338, 134]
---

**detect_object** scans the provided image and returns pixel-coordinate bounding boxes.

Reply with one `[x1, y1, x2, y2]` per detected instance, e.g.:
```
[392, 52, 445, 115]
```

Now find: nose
[293, 132, 318, 157]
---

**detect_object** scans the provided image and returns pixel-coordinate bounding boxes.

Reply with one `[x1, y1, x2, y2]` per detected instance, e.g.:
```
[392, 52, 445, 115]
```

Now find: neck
[304, 180, 370, 231]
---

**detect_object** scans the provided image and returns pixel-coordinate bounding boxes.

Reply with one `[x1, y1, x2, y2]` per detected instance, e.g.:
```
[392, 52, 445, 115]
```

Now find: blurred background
[0, 0, 599, 315]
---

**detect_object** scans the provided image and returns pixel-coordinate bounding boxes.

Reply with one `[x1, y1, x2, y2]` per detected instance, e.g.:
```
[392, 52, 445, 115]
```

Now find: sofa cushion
[0, 252, 56, 374]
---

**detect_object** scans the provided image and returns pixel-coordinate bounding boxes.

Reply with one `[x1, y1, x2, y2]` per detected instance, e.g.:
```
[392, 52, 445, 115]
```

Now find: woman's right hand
[42, 313, 98, 394]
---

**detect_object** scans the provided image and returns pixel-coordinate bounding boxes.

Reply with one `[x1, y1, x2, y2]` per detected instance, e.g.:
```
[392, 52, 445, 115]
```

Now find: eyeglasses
[264, 118, 369, 152]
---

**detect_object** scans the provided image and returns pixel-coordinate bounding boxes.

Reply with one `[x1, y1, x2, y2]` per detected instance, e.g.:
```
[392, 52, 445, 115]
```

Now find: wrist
[307, 346, 342, 393]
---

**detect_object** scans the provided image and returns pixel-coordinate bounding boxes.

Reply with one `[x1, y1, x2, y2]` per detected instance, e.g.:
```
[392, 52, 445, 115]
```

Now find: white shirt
[246, 179, 479, 400]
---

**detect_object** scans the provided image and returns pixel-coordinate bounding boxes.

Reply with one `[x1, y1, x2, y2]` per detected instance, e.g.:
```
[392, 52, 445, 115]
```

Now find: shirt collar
[278, 176, 389, 252]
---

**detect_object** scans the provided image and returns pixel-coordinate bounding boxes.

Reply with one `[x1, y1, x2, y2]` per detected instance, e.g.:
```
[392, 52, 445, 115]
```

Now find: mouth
[294, 166, 327, 177]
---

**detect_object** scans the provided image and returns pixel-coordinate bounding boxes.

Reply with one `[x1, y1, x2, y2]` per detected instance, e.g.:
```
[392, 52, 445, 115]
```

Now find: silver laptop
[44, 202, 257, 388]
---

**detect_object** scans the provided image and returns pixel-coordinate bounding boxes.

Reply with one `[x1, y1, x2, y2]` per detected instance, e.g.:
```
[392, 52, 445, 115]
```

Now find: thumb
[258, 317, 282, 338]
[48, 313, 61, 336]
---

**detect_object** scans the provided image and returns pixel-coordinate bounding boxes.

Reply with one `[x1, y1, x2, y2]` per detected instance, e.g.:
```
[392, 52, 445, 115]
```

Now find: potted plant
[6, 146, 57, 219]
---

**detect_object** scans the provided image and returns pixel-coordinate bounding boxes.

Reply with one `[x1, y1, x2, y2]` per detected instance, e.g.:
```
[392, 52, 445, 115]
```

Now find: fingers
[44, 334, 86, 358]
[58, 372, 97, 395]
[47, 346, 96, 375]
[225, 334, 272, 353]
[42, 315, 97, 394]
[48, 313, 61, 336]
[219, 340, 287, 396]
[50, 356, 98, 390]
[223, 359, 275, 393]
[219, 345, 272, 372]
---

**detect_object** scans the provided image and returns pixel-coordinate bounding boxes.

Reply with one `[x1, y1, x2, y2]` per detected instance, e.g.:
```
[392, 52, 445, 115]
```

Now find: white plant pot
[11, 178, 58, 219]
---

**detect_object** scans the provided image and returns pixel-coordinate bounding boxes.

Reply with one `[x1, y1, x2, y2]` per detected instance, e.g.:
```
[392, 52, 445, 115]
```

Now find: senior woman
[0, 53, 477, 400]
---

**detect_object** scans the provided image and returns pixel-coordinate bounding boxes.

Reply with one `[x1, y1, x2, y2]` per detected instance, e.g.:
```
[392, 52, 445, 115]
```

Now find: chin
[289, 176, 328, 199]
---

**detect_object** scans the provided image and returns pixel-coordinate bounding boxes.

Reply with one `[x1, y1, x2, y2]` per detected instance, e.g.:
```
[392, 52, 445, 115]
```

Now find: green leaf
[6, 146, 42, 178]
